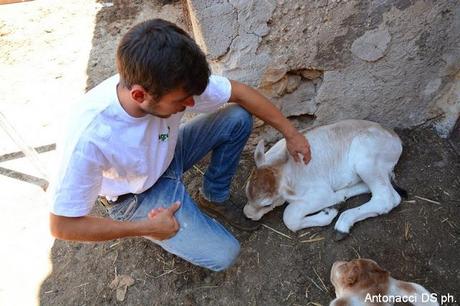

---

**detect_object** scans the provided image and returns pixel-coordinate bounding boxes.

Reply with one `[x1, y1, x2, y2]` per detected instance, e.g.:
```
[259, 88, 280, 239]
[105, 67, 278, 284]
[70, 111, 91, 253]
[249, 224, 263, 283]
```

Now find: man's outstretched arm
[49, 202, 181, 242]
[229, 80, 311, 164]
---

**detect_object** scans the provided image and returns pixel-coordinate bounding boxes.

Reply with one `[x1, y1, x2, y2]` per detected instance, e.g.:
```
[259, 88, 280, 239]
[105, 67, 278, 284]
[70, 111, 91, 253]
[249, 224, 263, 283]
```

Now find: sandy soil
[1, 1, 459, 305]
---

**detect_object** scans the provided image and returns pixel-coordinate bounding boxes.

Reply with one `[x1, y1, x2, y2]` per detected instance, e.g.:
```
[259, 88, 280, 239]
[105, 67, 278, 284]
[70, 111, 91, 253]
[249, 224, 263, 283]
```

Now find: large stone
[300, 69, 323, 80]
[260, 65, 288, 86]
[286, 74, 301, 93]
[212, 33, 273, 87]
[229, 0, 275, 37]
[187, 1, 238, 60]
[351, 28, 391, 62]
[260, 76, 288, 98]
[274, 81, 317, 117]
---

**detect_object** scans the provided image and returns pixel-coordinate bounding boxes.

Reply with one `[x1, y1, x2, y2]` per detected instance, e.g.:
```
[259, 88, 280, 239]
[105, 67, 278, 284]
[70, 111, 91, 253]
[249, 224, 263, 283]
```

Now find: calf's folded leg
[283, 203, 338, 232]
[334, 159, 401, 238]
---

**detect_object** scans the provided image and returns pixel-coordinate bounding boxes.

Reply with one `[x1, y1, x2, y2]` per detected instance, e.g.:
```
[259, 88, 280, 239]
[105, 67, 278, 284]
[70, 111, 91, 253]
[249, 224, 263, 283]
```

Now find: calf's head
[244, 140, 284, 220]
[330, 259, 390, 297]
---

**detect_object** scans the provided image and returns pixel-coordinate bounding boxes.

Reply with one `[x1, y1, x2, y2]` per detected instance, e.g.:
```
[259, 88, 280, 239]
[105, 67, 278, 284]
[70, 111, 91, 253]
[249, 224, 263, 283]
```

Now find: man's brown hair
[116, 19, 210, 100]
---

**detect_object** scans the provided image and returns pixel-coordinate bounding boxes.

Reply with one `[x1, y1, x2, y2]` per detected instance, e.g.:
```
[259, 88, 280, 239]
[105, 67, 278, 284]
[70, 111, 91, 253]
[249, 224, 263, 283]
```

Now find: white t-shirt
[48, 74, 231, 217]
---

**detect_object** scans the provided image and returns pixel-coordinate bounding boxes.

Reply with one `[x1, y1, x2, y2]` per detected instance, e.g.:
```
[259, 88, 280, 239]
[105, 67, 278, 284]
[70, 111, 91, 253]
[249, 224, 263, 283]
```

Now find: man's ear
[254, 139, 266, 168]
[130, 85, 148, 104]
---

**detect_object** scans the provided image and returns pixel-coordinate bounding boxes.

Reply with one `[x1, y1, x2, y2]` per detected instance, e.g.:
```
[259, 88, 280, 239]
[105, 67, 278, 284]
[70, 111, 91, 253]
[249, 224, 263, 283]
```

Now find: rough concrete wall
[187, 0, 460, 140]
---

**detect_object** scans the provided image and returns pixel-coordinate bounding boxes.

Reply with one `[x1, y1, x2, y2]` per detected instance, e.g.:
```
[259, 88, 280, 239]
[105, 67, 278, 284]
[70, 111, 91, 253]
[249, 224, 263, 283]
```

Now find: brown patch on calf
[335, 259, 390, 295]
[247, 166, 280, 200]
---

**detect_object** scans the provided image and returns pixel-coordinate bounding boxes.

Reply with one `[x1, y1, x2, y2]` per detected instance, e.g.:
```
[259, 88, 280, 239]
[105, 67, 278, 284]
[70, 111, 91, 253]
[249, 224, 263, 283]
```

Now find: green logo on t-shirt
[159, 126, 170, 142]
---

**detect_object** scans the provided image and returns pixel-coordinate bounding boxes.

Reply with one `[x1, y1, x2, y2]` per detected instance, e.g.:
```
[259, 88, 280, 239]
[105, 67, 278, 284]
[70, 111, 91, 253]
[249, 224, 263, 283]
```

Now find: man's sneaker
[195, 192, 260, 232]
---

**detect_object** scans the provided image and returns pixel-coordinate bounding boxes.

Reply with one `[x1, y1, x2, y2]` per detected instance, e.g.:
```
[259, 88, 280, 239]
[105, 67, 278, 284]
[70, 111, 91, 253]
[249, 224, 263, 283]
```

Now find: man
[49, 19, 310, 272]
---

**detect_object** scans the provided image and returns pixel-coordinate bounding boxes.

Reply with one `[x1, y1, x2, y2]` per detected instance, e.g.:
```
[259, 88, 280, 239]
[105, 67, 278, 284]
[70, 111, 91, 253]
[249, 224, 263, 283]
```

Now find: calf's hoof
[334, 230, 349, 241]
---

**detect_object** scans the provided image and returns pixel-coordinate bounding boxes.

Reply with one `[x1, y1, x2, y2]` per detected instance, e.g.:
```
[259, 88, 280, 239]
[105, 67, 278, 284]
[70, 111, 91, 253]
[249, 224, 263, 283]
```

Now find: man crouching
[48, 19, 310, 271]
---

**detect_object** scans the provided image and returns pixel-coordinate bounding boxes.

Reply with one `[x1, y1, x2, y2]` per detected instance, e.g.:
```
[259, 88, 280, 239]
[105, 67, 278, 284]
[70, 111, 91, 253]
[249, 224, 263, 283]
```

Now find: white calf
[243, 120, 403, 238]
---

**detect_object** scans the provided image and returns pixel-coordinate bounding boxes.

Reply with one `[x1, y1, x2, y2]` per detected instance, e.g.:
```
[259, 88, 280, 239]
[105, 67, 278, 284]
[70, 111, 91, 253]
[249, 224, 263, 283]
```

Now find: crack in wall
[207, 0, 239, 62]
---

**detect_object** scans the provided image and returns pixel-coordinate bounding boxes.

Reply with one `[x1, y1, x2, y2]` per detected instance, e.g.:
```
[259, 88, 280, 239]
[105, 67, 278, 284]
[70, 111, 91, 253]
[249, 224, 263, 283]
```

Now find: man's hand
[141, 201, 181, 241]
[228, 81, 312, 164]
[286, 131, 311, 164]
[50, 201, 181, 242]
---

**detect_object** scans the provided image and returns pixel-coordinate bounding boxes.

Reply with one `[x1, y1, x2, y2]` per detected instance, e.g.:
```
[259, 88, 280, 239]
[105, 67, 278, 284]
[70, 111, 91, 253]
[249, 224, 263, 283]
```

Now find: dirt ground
[38, 127, 460, 305]
[1, 0, 459, 305]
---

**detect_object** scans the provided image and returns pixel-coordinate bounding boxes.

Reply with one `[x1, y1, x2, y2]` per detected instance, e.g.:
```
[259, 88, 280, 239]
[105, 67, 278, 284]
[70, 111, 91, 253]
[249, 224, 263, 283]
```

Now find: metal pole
[0, 111, 49, 180]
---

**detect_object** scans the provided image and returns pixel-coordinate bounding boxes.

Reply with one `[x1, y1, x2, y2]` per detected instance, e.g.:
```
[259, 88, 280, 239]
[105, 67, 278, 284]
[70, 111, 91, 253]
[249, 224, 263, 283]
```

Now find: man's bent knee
[207, 238, 240, 272]
[224, 104, 253, 133]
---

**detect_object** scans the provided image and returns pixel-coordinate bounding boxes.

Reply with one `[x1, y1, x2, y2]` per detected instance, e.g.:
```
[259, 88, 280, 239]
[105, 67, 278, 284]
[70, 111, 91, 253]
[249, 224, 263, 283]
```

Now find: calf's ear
[254, 139, 266, 167]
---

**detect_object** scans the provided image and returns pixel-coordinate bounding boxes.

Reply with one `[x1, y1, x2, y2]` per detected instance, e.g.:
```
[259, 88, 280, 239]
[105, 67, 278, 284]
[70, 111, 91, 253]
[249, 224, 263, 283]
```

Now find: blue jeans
[105, 104, 253, 271]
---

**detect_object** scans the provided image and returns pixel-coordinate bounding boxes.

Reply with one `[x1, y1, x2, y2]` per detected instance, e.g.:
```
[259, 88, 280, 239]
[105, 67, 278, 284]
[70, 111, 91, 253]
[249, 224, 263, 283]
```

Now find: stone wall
[186, 0, 460, 142]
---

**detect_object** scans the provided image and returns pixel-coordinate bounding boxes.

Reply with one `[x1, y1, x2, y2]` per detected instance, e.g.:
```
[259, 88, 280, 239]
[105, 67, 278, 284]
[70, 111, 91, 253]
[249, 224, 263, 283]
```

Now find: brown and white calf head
[330, 258, 439, 306]
[330, 258, 390, 297]
[244, 140, 285, 220]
